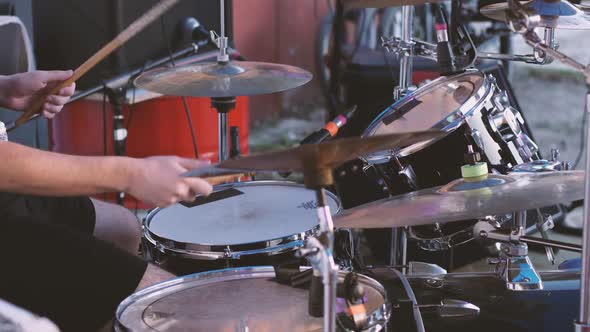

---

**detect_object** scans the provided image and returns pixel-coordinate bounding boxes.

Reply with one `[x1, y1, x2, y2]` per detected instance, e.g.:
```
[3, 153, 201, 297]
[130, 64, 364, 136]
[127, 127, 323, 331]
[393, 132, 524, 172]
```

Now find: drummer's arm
[0, 140, 134, 196]
[0, 141, 213, 206]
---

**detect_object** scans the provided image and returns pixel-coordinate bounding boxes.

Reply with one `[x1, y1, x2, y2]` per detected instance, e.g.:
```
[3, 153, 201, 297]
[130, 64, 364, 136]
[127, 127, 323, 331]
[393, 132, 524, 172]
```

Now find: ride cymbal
[334, 171, 584, 228]
[135, 61, 313, 97]
[481, 0, 590, 30]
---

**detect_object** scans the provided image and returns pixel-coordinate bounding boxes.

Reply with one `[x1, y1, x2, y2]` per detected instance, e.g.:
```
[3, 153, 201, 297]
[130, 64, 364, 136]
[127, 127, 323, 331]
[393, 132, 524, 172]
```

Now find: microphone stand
[504, 1, 590, 330]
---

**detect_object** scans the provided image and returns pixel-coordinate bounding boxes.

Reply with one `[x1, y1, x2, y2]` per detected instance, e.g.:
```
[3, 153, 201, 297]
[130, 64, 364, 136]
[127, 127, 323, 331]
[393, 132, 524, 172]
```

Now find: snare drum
[115, 266, 390, 332]
[360, 70, 539, 251]
[142, 181, 341, 274]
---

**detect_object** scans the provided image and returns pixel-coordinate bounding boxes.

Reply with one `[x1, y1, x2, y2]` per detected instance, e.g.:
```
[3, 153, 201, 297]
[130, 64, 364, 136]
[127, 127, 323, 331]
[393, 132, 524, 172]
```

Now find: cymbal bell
[183, 130, 445, 186]
[342, 0, 440, 8]
[334, 171, 584, 228]
[135, 61, 313, 97]
[481, 0, 590, 30]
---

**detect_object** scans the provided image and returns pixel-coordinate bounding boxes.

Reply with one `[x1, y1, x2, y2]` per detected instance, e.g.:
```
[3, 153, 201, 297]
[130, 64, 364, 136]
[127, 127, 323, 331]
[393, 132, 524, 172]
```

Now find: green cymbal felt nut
[461, 162, 488, 179]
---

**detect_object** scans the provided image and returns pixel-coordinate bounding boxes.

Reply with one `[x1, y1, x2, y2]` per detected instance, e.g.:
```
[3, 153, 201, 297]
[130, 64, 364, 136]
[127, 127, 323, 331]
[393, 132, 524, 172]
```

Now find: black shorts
[0, 194, 148, 332]
[0, 192, 96, 234]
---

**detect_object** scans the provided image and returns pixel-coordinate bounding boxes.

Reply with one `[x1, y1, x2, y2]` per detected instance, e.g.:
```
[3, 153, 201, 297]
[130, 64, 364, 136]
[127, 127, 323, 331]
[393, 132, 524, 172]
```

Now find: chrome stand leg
[315, 189, 337, 332]
[575, 86, 590, 332]
[389, 228, 408, 273]
[394, 5, 414, 100]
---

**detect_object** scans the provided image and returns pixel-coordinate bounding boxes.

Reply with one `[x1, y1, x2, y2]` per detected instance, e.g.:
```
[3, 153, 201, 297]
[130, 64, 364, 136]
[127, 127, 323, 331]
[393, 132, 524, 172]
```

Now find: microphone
[181, 17, 211, 47]
[279, 106, 357, 178]
[301, 105, 357, 145]
[435, 5, 456, 75]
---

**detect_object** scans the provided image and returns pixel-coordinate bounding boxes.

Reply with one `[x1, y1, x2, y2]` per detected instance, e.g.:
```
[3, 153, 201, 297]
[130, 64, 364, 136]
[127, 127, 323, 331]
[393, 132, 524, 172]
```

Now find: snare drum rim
[362, 69, 493, 162]
[143, 181, 342, 260]
[115, 266, 391, 332]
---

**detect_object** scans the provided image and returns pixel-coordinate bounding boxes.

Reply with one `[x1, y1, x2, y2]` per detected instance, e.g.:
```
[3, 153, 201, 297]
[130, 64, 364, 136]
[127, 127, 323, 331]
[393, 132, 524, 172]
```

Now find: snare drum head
[117, 267, 388, 332]
[146, 181, 340, 246]
[363, 71, 488, 159]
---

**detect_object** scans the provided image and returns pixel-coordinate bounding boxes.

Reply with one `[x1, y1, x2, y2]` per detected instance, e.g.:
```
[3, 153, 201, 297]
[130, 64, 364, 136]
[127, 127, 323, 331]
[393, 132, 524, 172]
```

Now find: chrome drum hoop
[362, 69, 494, 162]
[115, 266, 391, 332]
[143, 181, 342, 261]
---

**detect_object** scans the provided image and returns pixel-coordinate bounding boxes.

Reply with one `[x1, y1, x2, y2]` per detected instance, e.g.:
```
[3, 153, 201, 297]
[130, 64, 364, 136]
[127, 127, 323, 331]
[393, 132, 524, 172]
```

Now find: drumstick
[12, 0, 180, 129]
[205, 174, 249, 186]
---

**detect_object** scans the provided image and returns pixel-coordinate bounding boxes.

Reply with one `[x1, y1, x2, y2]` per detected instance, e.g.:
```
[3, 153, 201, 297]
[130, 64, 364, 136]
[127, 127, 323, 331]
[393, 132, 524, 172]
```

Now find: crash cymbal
[334, 171, 584, 228]
[135, 61, 313, 97]
[343, 0, 440, 8]
[481, 0, 590, 30]
[183, 130, 445, 178]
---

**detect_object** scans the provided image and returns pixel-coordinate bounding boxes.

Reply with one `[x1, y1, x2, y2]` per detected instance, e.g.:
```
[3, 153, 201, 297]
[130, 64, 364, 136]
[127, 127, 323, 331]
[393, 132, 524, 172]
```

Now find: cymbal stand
[298, 169, 338, 332]
[383, 27, 559, 66]
[383, 6, 415, 272]
[210, 0, 234, 162]
[393, 5, 415, 101]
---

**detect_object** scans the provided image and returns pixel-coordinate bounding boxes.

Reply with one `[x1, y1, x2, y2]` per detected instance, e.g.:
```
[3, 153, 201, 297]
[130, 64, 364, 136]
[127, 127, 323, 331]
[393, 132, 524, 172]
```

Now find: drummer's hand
[126, 156, 213, 207]
[0, 70, 76, 119]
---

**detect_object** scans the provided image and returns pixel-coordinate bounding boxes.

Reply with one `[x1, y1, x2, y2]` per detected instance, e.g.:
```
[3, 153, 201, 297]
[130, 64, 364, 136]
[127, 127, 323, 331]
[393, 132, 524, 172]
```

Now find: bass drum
[365, 268, 580, 332]
[116, 266, 390, 332]
[360, 70, 539, 252]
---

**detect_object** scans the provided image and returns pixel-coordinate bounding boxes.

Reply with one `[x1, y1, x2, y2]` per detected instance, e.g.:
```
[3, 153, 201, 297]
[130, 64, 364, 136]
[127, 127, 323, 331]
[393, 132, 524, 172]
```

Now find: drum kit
[18, 0, 588, 331]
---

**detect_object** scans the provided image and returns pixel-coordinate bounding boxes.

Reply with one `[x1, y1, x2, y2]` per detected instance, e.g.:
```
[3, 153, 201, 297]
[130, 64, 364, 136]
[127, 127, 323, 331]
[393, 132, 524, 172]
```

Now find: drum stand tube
[394, 5, 415, 100]
[577, 81, 590, 332]
[300, 166, 339, 332]
[387, 5, 414, 272]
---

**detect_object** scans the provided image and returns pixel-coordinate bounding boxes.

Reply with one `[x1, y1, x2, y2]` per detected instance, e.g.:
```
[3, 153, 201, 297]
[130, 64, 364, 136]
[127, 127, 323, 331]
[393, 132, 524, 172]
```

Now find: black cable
[102, 84, 109, 201]
[102, 85, 108, 156]
[160, 16, 200, 159]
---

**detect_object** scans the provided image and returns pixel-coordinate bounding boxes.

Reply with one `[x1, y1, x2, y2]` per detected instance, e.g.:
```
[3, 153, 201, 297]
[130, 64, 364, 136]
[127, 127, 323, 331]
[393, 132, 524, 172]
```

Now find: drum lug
[223, 247, 235, 259]
[151, 242, 168, 266]
[469, 128, 485, 151]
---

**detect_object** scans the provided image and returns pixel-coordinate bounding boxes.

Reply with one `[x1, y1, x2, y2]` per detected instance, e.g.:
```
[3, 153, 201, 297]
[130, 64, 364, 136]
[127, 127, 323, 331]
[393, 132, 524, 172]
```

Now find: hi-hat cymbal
[343, 0, 440, 8]
[183, 130, 445, 177]
[334, 171, 584, 228]
[481, 0, 590, 30]
[135, 61, 313, 97]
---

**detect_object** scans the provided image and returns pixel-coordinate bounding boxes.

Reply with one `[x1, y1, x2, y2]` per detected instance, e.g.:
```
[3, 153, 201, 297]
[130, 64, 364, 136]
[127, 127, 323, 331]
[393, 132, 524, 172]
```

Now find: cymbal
[342, 0, 440, 8]
[481, 0, 590, 30]
[217, 130, 444, 172]
[183, 130, 444, 181]
[135, 61, 313, 97]
[334, 171, 584, 228]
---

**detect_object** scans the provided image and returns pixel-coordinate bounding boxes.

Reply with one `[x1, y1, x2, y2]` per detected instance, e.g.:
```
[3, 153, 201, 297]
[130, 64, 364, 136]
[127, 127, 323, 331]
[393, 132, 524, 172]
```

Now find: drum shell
[357, 72, 538, 255]
[49, 96, 250, 209]
[365, 268, 580, 332]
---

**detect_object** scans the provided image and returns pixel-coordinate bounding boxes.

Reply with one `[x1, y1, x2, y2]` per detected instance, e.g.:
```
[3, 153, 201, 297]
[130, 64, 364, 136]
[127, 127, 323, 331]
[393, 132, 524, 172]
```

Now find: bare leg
[97, 264, 175, 332]
[91, 198, 141, 255]
[136, 264, 176, 290]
